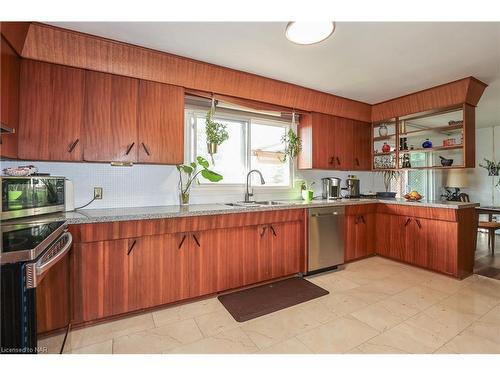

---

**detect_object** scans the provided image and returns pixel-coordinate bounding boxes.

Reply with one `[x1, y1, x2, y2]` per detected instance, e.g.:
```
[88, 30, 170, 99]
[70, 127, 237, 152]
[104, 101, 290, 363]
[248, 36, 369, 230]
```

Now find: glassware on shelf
[378, 124, 388, 137]
[382, 142, 391, 153]
[422, 139, 433, 148]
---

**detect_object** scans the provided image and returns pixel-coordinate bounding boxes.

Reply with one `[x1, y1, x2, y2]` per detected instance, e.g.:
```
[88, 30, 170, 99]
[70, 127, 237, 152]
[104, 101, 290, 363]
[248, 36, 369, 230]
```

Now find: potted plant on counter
[177, 156, 223, 205]
[377, 170, 400, 198]
[205, 107, 229, 165]
[300, 180, 315, 201]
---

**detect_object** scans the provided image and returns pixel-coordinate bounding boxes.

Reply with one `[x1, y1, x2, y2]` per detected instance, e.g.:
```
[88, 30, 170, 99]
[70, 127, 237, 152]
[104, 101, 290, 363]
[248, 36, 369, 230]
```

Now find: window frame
[184, 107, 295, 191]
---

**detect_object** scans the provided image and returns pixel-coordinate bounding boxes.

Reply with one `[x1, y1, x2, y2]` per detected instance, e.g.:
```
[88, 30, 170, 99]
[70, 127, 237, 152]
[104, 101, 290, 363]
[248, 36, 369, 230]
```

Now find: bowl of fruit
[404, 191, 423, 202]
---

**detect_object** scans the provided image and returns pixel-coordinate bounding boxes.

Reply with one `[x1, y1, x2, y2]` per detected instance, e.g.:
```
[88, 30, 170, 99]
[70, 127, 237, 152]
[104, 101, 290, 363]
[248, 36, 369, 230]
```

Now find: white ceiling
[47, 22, 500, 128]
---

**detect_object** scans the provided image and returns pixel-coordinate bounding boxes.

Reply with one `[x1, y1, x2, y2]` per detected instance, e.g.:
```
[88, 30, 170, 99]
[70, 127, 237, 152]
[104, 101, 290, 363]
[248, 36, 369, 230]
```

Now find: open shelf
[400, 124, 463, 137]
[373, 134, 396, 141]
[399, 165, 466, 170]
[374, 151, 396, 157]
[399, 144, 463, 154]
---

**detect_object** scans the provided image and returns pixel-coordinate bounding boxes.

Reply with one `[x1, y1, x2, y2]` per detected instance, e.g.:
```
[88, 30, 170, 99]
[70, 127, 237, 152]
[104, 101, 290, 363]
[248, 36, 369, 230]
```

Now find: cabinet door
[19, 60, 84, 161]
[72, 239, 130, 323]
[352, 120, 372, 170]
[218, 226, 261, 291]
[427, 220, 458, 276]
[310, 112, 334, 169]
[1, 37, 20, 158]
[138, 81, 184, 164]
[269, 221, 302, 279]
[345, 213, 375, 262]
[375, 213, 407, 260]
[127, 235, 169, 311]
[332, 118, 353, 170]
[83, 71, 138, 162]
[407, 218, 429, 268]
[257, 225, 273, 281]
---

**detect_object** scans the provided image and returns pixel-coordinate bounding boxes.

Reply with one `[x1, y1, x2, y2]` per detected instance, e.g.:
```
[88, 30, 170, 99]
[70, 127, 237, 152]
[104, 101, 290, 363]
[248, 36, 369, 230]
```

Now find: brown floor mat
[218, 277, 329, 322]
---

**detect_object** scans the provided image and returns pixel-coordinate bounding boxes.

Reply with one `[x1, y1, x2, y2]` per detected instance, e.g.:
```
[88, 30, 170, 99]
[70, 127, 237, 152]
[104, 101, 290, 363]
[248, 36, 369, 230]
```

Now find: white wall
[0, 159, 384, 209]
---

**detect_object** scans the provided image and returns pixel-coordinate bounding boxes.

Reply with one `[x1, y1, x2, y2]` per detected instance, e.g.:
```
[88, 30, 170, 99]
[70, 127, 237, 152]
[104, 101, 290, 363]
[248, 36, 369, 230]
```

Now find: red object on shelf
[382, 142, 391, 153]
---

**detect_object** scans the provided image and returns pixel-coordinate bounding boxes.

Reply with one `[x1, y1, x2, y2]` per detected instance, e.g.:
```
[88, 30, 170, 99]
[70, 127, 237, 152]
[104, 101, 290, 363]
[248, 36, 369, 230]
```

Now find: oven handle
[26, 232, 73, 289]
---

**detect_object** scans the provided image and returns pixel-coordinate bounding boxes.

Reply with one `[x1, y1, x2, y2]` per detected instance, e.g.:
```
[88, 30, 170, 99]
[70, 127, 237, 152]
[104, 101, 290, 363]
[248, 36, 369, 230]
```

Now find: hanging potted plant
[281, 113, 302, 163]
[205, 99, 229, 164]
[177, 156, 223, 205]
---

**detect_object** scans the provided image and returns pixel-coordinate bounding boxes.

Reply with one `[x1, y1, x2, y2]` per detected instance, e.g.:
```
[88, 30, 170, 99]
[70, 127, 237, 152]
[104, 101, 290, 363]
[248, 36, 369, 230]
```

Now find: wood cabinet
[1, 36, 20, 158]
[83, 70, 139, 162]
[19, 59, 85, 161]
[138, 80, 184, 164]
[298, 112, 371, 171]
[269, 221, 302, 279]
[345, 212, 375, 262]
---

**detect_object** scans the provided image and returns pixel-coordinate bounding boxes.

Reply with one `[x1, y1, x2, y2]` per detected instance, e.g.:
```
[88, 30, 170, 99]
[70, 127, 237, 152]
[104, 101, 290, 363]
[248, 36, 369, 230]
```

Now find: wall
[0, 159, 384, 209]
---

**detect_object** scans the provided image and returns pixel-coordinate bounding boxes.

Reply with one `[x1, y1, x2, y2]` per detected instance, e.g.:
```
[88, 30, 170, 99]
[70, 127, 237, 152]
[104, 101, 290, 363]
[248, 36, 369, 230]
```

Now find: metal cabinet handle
[127, 239, 137, 255]
[192, 234, 200, 247]
[68, 139, 79, 153]
[355, 158, 360, 166]
[404, 218, 412, 227]
[270, 225, 277, 237]
[142, 142, 151, 156]
[125, 142, 135, 155]
[415, 219, 422, 229]
[178, 234, 187, 249]
[260, 226, 267, 237]
[329, 157, 334, 165]
[336, 156, 341, 165]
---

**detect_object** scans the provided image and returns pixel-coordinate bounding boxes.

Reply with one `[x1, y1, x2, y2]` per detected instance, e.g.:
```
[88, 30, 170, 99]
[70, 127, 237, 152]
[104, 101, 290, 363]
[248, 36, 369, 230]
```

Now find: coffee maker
[342, 175, 360, 198]
[321, 177, 342, 200]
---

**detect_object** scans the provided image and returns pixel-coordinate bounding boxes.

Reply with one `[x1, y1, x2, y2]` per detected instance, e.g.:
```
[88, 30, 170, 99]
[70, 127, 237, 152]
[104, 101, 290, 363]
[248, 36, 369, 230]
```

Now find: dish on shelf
[439, 156, 454, 166]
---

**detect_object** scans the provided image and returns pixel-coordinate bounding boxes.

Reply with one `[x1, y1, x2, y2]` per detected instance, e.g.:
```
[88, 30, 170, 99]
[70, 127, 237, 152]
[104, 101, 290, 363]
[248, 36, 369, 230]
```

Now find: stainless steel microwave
[1, 176, 65, 220]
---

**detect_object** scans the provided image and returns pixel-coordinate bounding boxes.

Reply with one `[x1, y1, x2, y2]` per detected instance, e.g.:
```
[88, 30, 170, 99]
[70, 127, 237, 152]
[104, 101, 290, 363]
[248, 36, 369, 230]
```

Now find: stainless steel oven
[1, 176, 65, 220]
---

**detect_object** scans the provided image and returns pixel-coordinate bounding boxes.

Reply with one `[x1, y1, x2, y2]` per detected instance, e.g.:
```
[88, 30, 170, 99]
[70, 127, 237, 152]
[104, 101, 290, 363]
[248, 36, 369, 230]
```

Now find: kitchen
[1, 5, 500, 371]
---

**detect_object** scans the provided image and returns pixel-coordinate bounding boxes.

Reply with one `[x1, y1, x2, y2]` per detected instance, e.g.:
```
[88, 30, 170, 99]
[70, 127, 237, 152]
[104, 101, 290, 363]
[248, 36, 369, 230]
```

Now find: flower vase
[180, 192, 190, 205]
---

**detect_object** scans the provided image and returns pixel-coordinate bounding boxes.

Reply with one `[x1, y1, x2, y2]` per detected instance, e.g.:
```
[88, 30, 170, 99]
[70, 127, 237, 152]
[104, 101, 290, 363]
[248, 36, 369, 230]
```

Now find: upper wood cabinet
[83, 71, 139, 162]
[138, 80, 184, 164]
[1, 37, 20, 159]
[19, 59, 84, 161]
[298, 112, 371, 171]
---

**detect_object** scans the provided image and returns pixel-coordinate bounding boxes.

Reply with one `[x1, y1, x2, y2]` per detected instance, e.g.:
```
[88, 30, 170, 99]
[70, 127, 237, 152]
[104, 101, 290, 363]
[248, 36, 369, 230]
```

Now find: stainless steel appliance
[321, 177, 342, 200]
[1, 176, 65, 220]
[1, 175, 71, 354]
[307, 206, 345, 274]
[342, 175, 360, 198]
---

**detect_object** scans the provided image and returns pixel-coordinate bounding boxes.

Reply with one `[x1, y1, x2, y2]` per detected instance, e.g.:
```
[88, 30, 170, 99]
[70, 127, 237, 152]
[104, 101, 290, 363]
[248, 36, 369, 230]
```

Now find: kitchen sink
[224, 200, 287, 208]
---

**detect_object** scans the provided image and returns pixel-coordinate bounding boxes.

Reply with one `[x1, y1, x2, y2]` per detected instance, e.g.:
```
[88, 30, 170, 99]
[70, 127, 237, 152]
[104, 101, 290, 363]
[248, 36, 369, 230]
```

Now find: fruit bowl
[404, 191, 423, 201]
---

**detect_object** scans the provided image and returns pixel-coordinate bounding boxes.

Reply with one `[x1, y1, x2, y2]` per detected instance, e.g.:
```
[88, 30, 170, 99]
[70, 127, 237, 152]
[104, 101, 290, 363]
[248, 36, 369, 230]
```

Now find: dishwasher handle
[311, 211, 342, 218]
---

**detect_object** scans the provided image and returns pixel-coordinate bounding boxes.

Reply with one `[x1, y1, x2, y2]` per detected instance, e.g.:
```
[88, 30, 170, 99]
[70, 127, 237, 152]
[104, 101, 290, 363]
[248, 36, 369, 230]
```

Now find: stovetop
[1, 219, 67, 264]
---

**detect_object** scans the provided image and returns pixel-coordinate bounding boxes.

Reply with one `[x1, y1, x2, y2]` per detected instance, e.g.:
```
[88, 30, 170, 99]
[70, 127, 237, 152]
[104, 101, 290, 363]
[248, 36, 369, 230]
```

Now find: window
[186, 105, 292, 188]
[391, 152, 435, 198]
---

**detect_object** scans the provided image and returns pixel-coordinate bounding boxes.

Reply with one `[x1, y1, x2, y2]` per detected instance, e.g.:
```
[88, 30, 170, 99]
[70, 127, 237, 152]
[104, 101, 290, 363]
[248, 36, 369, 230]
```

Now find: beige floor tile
[39, 333, 68, 354]
[350, 298, 420, 332]
[258, 337, 313, 354]
[390, 285, 449, 311]
[152, 297, 223, 327]
[439, 288, 499, 317]
[462, 320, 500, 345]
[307, 273, 361, 293]
[342, 285, 391, 305]
[241, 307, 321, 349]
[319, 292, 368, 318]
[167, 327, 258, 354]
[112, 318, 203, 354]
[339, 268, 390, 285]
[461, 277, 500, 301]
[194, 308, 240, 337]
[296, 300, 337, 324]
[434, 330, 500, 354]
[420, 274, 475, 294]
[69, 340, 113, 354]
[355, 341, 410, 354]
[69, 313, 155, 350]
[479, 304, 500, 325]
[366, 321, 448, 354]
[296, 316, 379, 354]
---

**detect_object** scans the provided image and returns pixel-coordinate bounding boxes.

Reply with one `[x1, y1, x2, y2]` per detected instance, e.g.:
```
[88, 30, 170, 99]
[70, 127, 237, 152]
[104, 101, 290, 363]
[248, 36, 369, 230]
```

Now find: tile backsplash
[0, 160, 385, 209]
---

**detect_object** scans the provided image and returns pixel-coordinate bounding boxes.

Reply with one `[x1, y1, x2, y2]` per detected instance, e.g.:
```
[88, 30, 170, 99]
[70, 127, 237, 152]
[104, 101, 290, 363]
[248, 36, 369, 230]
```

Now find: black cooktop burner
[2, 221, 66, 253]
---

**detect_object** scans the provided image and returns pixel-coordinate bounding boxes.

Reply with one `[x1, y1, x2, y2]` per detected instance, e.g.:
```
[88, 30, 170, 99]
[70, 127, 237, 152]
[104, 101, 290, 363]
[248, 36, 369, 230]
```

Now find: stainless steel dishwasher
[307, 206, 345, 274]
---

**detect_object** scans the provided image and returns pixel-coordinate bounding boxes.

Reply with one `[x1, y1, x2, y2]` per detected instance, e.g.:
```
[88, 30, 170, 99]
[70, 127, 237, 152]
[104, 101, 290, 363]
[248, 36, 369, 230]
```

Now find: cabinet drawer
[376, 204, 457, 221]
[345, 203, 377, 216]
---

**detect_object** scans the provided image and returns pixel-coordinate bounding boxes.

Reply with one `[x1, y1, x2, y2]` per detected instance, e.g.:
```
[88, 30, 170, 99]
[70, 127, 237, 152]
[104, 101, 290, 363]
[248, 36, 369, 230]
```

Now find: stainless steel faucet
[244, 170, 265, 202]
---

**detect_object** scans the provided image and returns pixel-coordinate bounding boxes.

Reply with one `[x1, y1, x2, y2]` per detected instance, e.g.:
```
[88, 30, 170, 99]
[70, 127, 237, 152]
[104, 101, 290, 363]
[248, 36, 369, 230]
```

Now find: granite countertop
[33, 198, 479, 225]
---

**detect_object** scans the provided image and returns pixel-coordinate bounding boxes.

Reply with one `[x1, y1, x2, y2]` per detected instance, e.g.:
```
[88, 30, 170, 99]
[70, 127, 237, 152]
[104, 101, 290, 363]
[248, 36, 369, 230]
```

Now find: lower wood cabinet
[345, 212, 375, 262]
[71, 218, 303, 324]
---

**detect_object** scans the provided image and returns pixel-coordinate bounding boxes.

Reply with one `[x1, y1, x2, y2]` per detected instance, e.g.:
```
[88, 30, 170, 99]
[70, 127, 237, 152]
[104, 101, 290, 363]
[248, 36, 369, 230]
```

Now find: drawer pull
[192, 234, 200, 247]
[270, 225, 277, 237]
[125, 142, 135, 155]
[415, 219, 422, 229]
[142, 142, 151, 156]
[260, 226, 267, 237]
[178, 234, 187, 249]
[127, 240, 137, 255]
[404, 218, 412, 227]
[68, 138, 79, 153]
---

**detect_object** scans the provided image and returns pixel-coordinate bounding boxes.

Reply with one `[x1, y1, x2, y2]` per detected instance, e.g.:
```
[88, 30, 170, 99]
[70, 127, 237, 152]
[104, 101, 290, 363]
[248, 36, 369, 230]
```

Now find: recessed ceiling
[46, 22, 500, 128]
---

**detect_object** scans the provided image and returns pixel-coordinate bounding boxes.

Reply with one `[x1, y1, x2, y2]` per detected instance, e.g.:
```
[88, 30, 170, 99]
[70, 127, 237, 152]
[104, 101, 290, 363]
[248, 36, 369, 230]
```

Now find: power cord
[74, 197, 97, 210]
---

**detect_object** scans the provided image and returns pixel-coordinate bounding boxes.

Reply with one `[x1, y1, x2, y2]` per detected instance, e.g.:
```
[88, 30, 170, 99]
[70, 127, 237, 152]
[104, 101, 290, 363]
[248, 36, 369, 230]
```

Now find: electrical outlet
[94, 187, 103, 200]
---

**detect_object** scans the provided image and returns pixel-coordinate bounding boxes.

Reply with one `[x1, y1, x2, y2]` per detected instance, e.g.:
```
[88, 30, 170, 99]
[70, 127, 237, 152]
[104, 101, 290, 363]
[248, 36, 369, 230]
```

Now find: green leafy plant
[300, 180, 315, 191]
[177, 156, 223, 204]
[281, 128, 302, 162]
[479, 158, 500, 176]
[206, 108, 229, 146]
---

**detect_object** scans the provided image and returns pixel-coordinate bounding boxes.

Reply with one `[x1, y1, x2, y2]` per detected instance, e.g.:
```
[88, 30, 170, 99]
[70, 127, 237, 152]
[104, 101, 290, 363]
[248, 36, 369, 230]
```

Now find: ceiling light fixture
[285, 21, 335, 45]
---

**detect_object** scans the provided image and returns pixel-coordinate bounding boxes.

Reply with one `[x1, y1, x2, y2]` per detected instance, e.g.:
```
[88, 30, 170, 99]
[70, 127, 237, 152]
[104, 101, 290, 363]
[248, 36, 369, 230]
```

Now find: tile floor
[46, 255, 500, 354]
[474, 232, 500, 280]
